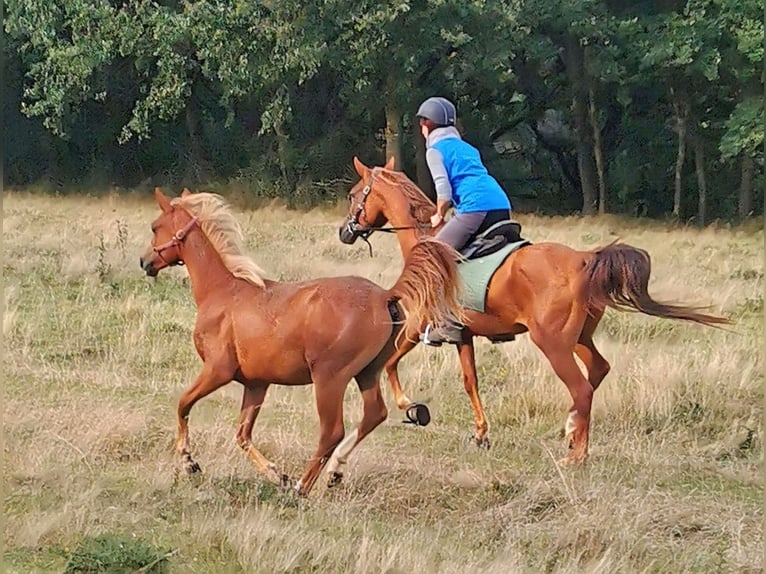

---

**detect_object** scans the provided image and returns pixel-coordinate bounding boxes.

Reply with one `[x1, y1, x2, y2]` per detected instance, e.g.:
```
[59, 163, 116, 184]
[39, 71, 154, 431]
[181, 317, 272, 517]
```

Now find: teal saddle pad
[458, 240, 529, 312]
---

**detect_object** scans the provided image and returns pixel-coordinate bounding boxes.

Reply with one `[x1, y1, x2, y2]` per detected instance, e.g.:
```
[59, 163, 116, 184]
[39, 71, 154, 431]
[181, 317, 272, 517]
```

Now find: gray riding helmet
[416, 97, 457, 126]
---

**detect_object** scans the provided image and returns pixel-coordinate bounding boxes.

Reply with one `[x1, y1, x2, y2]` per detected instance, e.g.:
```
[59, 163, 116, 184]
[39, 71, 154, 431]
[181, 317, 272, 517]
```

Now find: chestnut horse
[338, 158, 728, 464]
[140, 188, 462, 495]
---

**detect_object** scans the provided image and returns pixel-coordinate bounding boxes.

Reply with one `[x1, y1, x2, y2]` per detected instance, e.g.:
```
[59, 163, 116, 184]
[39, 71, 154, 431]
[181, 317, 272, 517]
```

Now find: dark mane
[377, 168, 436, 224]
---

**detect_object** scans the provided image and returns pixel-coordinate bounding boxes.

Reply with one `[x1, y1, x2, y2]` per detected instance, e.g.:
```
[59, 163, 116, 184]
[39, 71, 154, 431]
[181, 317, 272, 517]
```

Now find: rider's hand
[430, 213, 443, 228]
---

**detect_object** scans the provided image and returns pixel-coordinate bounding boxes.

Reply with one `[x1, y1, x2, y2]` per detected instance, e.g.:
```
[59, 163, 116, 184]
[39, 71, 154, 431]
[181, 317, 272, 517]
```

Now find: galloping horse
[338, 158, 728, 464]
[140, 188, 462, 495]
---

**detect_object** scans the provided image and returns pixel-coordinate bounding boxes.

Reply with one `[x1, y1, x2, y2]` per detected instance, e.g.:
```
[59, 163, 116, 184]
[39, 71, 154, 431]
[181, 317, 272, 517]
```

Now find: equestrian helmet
[416, 97, 457, 127]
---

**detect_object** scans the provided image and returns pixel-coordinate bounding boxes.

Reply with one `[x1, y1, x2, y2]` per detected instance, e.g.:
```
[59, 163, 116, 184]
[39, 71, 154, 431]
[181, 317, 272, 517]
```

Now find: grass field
[3, 190, 763, 573]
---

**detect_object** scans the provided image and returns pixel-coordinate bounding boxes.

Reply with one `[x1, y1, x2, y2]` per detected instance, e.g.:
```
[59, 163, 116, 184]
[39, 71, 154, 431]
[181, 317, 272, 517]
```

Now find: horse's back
[229, 276, 394, 385]
[485, 241, 591, 318]
[510, 241, 590, 274]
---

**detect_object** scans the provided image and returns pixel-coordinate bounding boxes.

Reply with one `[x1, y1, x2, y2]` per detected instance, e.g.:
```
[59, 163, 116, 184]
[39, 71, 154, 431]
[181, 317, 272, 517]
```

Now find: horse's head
[140, 187, 197, 276]
[338, 156, 394, 244]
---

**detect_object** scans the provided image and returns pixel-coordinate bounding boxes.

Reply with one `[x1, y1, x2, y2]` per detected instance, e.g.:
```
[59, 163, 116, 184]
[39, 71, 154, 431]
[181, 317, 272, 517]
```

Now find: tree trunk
[384, 105, 402, 170]
[572, 101, 598, 215]
[588, 85, 607, 214]
[414, 120, 435, 199]
[384, 81, 403, 170]
[43, 135, 63, 189]
[273, 121, 294, 191]
[563, 34, 597, 214]
[672, 94, 687, 218]
[691, 130, 707, 226]
[739, 154, 754, 219]
[184, 97, 209, 182]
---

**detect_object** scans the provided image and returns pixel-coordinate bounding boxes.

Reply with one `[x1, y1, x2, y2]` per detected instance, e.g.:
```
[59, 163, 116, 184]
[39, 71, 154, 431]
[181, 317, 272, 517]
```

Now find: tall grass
[3, 191, 762, 573]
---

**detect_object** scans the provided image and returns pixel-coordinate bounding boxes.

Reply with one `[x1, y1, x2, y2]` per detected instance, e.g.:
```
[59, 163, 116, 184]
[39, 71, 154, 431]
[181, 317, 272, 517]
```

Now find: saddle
[459, 220, 527, 260]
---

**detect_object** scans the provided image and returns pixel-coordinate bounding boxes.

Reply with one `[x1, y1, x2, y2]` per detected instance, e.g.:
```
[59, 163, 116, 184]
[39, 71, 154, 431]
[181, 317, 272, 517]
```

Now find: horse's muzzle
[338, 222, 359, 245]
[139, 255, 159, 277]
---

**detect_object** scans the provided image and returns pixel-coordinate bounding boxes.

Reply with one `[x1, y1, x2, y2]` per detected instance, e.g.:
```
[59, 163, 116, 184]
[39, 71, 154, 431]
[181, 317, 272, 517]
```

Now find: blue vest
[431, 137, 511, 213]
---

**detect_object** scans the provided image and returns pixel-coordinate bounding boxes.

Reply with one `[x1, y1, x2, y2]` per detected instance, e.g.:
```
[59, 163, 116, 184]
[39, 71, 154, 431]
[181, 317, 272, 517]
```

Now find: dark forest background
[4, 0, 764, 222]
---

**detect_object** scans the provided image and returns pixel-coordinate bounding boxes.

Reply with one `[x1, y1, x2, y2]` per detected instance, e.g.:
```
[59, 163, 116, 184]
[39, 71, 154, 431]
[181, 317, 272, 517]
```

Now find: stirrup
[421, 324, 442, 347]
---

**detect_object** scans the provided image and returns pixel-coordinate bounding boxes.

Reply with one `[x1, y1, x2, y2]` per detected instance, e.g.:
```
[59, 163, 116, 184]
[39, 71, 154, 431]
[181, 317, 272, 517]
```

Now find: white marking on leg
[565, 410, 577, 438]
[293, 478, 303, 493]
[325, 458, 341, 475]
[326, 429, 358, 475]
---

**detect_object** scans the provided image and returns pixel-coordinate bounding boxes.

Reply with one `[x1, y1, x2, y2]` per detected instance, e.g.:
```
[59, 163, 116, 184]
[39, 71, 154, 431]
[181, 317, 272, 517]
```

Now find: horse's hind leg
[529, 321, 593, 464]
[236, 384, 287, 486]
[325, 368, 388, 487]
[176, 363, 232, 473]
[457, 338, 490, 448]
[294, 380, 347, 496]
[574, 310, 611, 390]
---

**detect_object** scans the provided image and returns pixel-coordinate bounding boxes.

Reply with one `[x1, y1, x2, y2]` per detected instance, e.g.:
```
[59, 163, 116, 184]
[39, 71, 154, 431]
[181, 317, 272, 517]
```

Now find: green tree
[715, 0, 764, 219]
[321, 0, 520, 191]
[2, 0, 762, 220]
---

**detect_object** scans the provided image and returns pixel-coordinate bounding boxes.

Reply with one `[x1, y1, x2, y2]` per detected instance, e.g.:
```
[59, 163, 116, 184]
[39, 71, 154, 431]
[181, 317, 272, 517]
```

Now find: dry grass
[3, 190, 763, 573]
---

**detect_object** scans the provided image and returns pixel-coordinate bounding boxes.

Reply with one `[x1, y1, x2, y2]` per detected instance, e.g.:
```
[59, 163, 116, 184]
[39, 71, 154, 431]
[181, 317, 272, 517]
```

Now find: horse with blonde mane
[338, 158, 729, 465]
[140, 188, 462, 495]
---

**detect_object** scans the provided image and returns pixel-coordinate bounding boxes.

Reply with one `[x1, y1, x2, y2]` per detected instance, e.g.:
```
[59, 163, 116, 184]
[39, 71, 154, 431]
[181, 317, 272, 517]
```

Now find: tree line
[3, 0, 764, 222]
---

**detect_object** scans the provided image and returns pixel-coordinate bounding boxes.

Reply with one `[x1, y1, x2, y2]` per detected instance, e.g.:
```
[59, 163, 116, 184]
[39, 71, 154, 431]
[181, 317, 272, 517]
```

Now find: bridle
[344, 171, 431, 256]
[345, 171, 376, 234]
[152, 216, 198, 267]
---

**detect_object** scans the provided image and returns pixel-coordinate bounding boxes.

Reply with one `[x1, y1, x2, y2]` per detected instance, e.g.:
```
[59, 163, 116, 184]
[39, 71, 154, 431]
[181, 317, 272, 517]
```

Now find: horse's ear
[181, 187, 191, 198]
[353, 156, 370, 179]
[154, 187, 172, 213]
[384, 156, 395, 170]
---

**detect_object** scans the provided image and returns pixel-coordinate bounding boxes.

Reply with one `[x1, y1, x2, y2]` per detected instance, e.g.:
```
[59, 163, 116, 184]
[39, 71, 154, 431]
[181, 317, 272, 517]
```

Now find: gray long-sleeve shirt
[425, 126, 462, 203]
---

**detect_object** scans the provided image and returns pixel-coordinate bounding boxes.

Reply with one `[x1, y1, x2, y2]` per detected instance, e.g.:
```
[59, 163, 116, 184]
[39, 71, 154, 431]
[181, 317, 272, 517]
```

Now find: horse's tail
[388, 237, 465, 337]
[584, 242, 730, 326]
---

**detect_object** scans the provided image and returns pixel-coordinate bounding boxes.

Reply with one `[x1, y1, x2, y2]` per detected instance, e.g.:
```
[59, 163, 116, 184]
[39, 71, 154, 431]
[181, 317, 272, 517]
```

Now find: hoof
[474, 435, 491, 449]
[292, 478, 311, 498]
[183, 455, 202, 474]
[404, 403, 431, 427]
[327, 471, 344, 488]
[279, 474, 291, 490]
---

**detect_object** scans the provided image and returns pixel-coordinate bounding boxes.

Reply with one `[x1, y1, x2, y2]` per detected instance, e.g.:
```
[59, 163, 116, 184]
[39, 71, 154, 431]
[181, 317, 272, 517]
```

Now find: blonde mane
[377, 169, 436, 224]
[171, 193, 266, 287]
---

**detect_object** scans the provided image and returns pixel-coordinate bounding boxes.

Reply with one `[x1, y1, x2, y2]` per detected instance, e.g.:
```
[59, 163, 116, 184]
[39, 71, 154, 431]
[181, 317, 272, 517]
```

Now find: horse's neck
[180, 231, 238, 306]
[386, 191, 434, 258]
[394, 228, 422, 258]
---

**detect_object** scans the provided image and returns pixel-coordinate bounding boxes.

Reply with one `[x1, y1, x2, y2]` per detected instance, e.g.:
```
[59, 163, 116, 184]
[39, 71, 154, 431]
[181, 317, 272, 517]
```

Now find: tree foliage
[3, 0, 763, 219]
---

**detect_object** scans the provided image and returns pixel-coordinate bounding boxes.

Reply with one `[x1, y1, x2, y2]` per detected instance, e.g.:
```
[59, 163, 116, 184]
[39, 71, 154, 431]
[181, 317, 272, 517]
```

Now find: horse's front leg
[176, 362, 232, 473]
[457, 337, 490, 448]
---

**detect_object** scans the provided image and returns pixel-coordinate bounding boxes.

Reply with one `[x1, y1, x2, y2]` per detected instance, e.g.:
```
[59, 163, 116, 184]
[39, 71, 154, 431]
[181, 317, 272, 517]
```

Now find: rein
[153, 217, 198, 266]
[370, 224, 432, 233]
[354, 223, 432, 257]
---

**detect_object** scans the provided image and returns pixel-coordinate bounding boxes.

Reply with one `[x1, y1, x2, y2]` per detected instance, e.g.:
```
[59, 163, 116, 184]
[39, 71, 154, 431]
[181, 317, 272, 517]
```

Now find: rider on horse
[417, 96, 513, 345]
